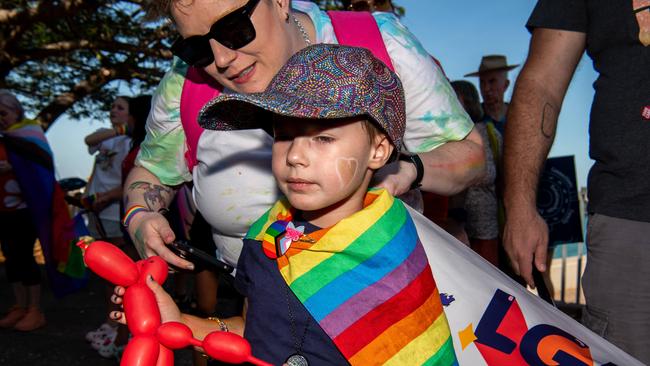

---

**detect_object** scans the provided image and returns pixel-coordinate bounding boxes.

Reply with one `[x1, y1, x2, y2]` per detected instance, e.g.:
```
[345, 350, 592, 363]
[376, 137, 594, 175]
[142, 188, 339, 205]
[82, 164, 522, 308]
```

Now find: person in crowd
[0, 90, 49, 331]
[121, 94, 226, 366]
[502, 1, 650, 363]
[450, 80, 502, 265]
[83, 95, 136, 354]
[87, 95, 153, 360]
[124, 0, 485, 273]
[464, 55, 519, 134]
[82, 96, 133, 245]
[112, 44, 456, 366]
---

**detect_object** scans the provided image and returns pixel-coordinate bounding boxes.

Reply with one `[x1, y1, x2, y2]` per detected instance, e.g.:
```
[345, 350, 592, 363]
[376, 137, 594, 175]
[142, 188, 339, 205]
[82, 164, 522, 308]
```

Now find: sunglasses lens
[171, 37, 214, 67]
[212, 13, 256, 50]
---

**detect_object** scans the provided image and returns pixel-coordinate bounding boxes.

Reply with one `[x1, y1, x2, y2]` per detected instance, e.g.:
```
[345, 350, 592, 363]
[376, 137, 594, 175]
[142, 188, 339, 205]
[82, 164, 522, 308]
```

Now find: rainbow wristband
[122, 205, 150, 228]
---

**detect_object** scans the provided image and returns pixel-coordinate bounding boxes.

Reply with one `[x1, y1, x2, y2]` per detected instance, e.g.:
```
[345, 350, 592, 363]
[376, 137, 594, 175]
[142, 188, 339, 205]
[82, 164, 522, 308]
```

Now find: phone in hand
[168, 240, 234, 274]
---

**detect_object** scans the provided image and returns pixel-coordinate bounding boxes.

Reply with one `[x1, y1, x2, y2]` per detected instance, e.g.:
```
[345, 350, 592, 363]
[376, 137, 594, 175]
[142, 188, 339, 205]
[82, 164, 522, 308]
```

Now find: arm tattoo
[128, 181, 173, 210]
[540, 103, 556, 139]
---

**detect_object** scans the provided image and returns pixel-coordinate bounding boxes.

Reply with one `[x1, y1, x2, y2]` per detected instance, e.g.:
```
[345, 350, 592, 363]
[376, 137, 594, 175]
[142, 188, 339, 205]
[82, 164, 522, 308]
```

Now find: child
[113, 44, 456, 366]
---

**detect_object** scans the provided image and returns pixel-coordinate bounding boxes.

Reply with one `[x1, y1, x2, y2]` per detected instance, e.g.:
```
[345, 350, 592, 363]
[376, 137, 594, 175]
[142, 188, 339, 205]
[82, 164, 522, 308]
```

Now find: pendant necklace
[284, 285, 310, 366]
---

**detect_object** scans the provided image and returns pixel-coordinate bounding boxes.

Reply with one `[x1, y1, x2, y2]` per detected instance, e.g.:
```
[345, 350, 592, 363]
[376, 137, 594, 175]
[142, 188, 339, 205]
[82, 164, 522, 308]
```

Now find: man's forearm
[124, 165, 176, 212]
[503, 79, 559, 211]
[419, 127, 486, 196]
[503, 28, 586, 211]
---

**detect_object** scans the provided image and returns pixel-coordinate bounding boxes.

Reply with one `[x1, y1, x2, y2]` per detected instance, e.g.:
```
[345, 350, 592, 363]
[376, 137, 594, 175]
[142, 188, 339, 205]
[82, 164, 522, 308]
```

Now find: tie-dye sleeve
[135, 57, 193, 186]
[374, 13, 474, 153]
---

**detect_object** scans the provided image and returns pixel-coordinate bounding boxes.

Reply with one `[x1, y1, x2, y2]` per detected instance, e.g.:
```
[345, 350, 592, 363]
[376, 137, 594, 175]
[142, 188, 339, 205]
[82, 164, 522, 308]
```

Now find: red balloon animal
[78, 240, 272, 366]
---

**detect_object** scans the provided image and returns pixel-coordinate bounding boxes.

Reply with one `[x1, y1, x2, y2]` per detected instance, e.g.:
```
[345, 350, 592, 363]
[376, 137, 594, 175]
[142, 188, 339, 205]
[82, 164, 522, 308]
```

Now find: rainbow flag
[3, 120, 87, 296]
[247, 189, 457, 365]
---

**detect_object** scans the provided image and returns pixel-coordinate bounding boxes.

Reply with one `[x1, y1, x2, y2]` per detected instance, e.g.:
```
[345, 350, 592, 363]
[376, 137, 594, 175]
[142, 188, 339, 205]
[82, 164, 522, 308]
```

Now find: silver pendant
[285, 353, 309, 366]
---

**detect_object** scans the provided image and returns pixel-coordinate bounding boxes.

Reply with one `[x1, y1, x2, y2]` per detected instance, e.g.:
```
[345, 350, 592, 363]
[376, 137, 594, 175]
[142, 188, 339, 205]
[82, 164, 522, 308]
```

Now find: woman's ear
[273, 0, 291, 20]
[368, 134, 394, 170]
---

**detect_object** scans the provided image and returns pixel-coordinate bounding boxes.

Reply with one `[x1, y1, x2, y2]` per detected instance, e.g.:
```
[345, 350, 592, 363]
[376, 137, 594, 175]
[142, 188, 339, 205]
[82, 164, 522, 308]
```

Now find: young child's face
[272, 116, 391, 225]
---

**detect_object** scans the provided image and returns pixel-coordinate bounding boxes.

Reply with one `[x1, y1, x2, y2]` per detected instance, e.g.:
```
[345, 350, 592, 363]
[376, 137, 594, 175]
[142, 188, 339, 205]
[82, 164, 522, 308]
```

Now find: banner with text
[408, 207, 642, 366]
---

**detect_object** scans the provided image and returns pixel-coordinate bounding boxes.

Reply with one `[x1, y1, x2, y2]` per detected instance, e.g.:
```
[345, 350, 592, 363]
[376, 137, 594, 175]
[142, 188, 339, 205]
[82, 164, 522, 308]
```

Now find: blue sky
[45, 0, 597, 188]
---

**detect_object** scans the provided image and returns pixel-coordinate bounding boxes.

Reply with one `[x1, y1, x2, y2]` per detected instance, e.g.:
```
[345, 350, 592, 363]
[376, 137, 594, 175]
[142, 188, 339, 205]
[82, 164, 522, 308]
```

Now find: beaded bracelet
[122, 205, 149, 228]
[207, 317, 229, 332]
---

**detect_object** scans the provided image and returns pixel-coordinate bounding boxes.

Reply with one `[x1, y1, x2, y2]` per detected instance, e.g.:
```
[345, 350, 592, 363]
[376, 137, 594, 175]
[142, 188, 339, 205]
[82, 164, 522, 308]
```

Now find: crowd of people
[0, 0, 648, 365]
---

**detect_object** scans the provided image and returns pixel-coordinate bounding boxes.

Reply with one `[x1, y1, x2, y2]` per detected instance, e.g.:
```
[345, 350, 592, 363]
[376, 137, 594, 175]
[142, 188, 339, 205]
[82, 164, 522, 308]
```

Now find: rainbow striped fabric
[3, 119, 85, 296]
[247, 189, 457, 365]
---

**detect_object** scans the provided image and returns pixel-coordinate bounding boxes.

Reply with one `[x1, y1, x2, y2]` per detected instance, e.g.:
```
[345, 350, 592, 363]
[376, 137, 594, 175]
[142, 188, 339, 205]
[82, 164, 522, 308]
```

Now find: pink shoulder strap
[180, 11, 395, 171]
[328, 11, 395, 72]
[180, 66, 222, 171]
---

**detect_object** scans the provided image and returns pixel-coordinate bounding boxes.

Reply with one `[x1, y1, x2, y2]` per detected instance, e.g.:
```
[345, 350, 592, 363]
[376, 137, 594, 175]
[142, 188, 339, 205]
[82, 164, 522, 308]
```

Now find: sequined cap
[198, 44, 406, 151]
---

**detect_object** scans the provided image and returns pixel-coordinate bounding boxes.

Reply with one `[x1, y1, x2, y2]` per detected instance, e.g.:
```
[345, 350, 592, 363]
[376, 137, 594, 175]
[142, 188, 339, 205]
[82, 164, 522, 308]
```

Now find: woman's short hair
[0, 90, 24, 121]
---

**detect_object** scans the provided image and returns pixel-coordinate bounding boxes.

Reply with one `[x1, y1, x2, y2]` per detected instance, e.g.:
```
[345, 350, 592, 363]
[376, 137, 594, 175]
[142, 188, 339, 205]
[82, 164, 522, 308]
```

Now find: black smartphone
[168, 240, 234, 274]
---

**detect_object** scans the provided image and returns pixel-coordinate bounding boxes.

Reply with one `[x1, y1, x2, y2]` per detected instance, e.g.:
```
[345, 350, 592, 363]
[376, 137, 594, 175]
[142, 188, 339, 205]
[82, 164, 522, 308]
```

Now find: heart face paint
[335, 157, 360, 190]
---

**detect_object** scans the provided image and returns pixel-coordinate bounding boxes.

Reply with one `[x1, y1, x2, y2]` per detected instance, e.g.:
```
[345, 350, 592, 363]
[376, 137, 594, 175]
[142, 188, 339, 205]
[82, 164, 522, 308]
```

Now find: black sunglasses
[171, 0, 261, 68]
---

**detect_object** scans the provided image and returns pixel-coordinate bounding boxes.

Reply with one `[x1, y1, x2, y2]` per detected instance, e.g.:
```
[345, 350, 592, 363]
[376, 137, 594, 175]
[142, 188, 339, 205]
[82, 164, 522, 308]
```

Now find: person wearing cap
[502, 1, 650, 362]
[111, 44, 456, 366]
[465, 55, 519, 135]
[124, 0, 485, 274]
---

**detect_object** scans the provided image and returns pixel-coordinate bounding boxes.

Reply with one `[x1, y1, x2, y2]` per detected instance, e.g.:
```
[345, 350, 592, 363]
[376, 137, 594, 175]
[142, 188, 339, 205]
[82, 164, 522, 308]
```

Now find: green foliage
[1, 0, 175, 127]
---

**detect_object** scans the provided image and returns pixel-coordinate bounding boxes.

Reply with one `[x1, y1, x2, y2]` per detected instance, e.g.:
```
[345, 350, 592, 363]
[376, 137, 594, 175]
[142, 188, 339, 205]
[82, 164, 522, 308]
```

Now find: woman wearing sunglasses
[124, 0, 485, 272]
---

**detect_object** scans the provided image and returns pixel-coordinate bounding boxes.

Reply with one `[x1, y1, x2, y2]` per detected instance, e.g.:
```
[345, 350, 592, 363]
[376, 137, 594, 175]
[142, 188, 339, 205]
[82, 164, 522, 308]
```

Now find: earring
[285, 12, 290, 22]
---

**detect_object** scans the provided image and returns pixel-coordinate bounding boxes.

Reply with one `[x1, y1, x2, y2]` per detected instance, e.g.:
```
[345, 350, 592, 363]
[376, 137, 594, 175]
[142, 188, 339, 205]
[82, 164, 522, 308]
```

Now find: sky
[45, 0, 597, 188]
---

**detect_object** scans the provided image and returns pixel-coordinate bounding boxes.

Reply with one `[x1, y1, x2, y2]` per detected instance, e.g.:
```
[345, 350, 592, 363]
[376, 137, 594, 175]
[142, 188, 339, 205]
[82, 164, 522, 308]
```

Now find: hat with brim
[464, 55, 519, 77]
[198, 44, 406, 152]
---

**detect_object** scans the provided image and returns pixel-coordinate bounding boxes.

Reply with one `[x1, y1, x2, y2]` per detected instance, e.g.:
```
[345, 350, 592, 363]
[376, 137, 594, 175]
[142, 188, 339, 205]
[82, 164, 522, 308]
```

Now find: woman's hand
[373, 159, 417, 196]
[110, 275, 182, 325]
[128, 211, 194, 271]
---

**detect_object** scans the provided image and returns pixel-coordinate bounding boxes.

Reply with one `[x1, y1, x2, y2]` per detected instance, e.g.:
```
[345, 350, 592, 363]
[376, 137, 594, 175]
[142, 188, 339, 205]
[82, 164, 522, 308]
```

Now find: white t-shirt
[137, 2, 474, 266]
[87, 133, 131, 221]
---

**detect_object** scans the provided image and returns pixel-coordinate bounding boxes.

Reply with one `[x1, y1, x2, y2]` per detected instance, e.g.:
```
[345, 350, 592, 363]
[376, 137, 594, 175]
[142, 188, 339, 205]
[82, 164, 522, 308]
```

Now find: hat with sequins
[198, 44, 406, 151]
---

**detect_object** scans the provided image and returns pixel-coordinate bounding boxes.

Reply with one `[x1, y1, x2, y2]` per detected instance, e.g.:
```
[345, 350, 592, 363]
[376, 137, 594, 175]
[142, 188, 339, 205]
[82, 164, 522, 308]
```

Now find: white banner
[408, 207, 643, 366]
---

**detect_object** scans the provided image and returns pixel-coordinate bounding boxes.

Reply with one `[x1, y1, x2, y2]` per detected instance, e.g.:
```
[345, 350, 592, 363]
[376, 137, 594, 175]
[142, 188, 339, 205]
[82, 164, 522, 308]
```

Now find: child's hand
[110, 276, 182, 325]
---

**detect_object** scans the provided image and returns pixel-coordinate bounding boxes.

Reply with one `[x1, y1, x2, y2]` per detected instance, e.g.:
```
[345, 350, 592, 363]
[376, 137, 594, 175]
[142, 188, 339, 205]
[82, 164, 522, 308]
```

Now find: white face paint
[335, 157, 360, 190]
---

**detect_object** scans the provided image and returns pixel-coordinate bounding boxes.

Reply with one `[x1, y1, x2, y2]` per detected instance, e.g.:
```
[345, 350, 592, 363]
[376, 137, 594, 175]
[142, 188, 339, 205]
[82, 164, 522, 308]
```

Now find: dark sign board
[536, 156, 584, 245]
